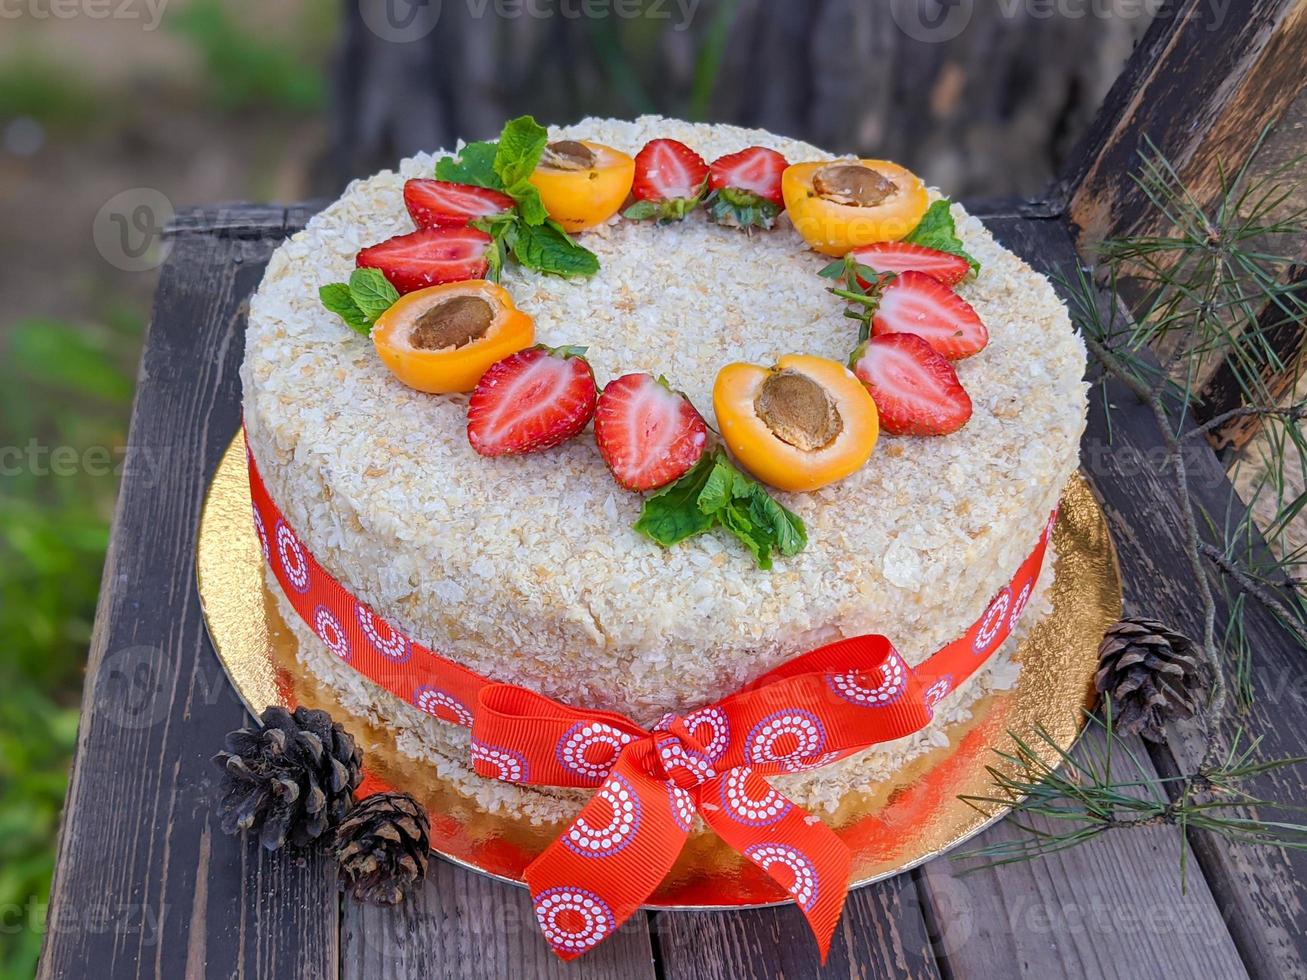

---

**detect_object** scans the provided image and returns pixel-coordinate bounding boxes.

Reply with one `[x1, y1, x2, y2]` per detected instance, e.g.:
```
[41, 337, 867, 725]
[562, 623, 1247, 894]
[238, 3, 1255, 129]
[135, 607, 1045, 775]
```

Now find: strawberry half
[871, 270, 988, 360]
[851, 333, 972, 436]
[850, 242, 971, 287]
[707, 147, 789, 229]
[468, 347, 598, 457]
[404, 179, 515, 230]
[625, 139, 710, 223]
[594, 374, 709, 491]
[356, 227, 492, 294]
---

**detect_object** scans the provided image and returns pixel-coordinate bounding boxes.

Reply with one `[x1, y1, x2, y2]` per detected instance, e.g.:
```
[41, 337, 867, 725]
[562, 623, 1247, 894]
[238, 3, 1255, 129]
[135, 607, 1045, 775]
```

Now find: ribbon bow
[471, 635, 938, 961]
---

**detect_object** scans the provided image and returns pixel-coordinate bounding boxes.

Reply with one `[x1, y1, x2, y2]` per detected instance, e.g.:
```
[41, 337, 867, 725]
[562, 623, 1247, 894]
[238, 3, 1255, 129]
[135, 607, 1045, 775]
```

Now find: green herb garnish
[436, 115, 599, 280]
[319, 268, 400, 336]
[635, 448, 807, 570]
[903, 200, 980, 275]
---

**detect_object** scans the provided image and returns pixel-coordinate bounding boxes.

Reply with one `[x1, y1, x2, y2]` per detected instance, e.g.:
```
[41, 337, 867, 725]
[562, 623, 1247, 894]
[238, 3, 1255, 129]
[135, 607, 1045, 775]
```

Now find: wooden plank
[917, 728, 1248, 980]
[1062, 0, 1307, 245]
[1081, 345, 1307, 978]
[341, 861, 656, 979]
[1196, 264, 1307, 455]
[654, 877, 939, 980]
[39, 215, 340, 979]
[906, 213, 1249, 979]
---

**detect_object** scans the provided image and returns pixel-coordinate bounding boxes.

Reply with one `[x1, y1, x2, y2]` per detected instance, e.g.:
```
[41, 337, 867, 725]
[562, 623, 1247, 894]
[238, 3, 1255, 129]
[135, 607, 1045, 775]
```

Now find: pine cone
[335, 792, 430, 906]
[213, 706, 364, 851]
[1095, 619, 1208, 742]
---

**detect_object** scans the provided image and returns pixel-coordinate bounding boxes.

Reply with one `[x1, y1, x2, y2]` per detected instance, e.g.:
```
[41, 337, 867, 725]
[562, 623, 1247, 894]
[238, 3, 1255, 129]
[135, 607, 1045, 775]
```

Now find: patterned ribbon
[245, 440, 1053, 960]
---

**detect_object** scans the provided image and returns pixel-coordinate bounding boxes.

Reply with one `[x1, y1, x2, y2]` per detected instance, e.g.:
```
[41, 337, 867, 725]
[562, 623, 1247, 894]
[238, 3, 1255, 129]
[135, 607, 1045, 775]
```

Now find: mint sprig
[319, 268, 400, 336]
[437, 115, 598, 280]
[904, 200, 980, 275]
[635, 448, 807, 570]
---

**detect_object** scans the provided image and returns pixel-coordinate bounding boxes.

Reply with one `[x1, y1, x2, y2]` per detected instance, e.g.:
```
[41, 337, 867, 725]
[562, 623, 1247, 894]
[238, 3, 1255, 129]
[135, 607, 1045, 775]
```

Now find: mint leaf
[494, 116, 548, 188]
[634, 454, 717, 547]
[634, 448, 807, 569]
[435, 140, 503, 190]
[506, 178, 549, 226]
[904, 200, 980, 274]
[319, 282, 371, 335]
[513, 220, 599, 278]
[349, 268, 400, 322]
[747, 487, 806, 556]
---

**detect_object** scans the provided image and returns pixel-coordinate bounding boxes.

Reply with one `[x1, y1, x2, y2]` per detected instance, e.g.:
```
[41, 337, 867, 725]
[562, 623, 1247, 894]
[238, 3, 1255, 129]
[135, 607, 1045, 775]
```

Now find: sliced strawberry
[626, 139, 710, 223]
[468, 346, 598, 457]
[404, 179, 515, 230]
[594, 374, 709, 491]
[356, 227, 492, 294]
[850, 242, 971, 287]
[851, 333, 972, 436]
[709, 147, 788, 206]
[871, 270, 988, 360]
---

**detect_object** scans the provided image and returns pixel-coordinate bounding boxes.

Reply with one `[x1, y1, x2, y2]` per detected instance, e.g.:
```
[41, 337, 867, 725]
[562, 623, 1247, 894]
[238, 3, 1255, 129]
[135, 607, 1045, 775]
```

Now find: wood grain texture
[1083, 356, 1307, 978]
[653, 877, 939, 980]
[991, 210, 1307, 978]
[1063, 0, 1307, 245]
[917, 728, 1248, 980]
[341, 860, 656, 980]
[39, 214, 341, 980]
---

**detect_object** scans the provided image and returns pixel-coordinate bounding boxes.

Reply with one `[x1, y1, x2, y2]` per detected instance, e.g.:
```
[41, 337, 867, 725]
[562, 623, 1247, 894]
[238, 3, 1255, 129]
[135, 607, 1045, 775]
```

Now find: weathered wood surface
[332, 0, 1146, 198]
[38, 218, 340, 980]
[1062, 0, 1307, 246]
[41, 202, 1306, 979]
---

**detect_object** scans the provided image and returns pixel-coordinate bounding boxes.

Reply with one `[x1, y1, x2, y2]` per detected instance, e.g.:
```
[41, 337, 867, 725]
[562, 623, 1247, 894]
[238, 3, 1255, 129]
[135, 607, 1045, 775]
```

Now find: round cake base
[197, 433, 1120, 909]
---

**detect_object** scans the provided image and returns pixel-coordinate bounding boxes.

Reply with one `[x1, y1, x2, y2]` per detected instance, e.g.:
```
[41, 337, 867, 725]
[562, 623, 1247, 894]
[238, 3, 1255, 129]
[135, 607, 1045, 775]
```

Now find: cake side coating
[241, 116, 1088, 724]
[268, 548, 1055, 825]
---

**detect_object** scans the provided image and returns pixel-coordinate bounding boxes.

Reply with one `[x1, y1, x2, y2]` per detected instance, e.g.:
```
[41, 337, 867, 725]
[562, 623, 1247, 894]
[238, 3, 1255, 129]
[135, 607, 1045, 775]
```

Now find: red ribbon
[245, 439, 1052, 960]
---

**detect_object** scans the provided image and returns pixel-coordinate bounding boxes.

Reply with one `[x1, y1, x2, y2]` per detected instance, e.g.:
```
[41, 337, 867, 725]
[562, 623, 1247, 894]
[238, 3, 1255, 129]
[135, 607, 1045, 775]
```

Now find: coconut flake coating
[241, 116, 1088, 725]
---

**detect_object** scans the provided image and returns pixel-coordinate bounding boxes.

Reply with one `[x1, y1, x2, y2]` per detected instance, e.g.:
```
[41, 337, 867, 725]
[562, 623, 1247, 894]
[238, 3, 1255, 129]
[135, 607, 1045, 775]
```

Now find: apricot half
[782, 160, 930, 256]
[372, 280, 534, 394]
[714, 354, 879, 492]
[528, 140, 636, 232]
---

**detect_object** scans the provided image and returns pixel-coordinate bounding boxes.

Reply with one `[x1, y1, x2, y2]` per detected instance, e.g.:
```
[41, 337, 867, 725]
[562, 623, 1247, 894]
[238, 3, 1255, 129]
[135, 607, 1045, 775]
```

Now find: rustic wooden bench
[40, 3, 1307, 977]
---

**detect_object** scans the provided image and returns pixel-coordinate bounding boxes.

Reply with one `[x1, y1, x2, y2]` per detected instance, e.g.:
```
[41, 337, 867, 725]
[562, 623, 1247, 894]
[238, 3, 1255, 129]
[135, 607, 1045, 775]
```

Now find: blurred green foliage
[0, 313, 139, 979]
[0, 51, 100, 128]
[170, 0, 336, 112]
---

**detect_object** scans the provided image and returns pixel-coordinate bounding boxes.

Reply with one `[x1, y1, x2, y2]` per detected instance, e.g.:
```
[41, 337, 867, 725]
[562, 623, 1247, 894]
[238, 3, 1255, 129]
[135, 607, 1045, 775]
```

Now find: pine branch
[967, 135, 1307, 873]
[1186, 403, 1307, 440]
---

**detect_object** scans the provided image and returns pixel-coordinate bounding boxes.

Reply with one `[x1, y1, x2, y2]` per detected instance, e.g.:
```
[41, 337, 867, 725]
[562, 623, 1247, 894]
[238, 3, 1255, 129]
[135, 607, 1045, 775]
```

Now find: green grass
[0, 314, 138, 979]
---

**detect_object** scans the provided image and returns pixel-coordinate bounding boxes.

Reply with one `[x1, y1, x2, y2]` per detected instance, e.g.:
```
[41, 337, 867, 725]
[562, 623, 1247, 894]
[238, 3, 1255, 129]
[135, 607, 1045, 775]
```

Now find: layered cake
[240, 116, 1087, 828]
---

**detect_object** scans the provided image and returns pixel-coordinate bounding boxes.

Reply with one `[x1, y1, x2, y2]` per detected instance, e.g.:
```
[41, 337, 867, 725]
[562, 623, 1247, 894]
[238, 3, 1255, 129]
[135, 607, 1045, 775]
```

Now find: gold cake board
[197, 433, 1121, 909]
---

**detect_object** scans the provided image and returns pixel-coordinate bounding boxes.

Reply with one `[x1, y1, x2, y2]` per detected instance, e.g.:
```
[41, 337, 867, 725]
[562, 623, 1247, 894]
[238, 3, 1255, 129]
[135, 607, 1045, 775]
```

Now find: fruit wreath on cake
[239, 115, 1087, 959]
